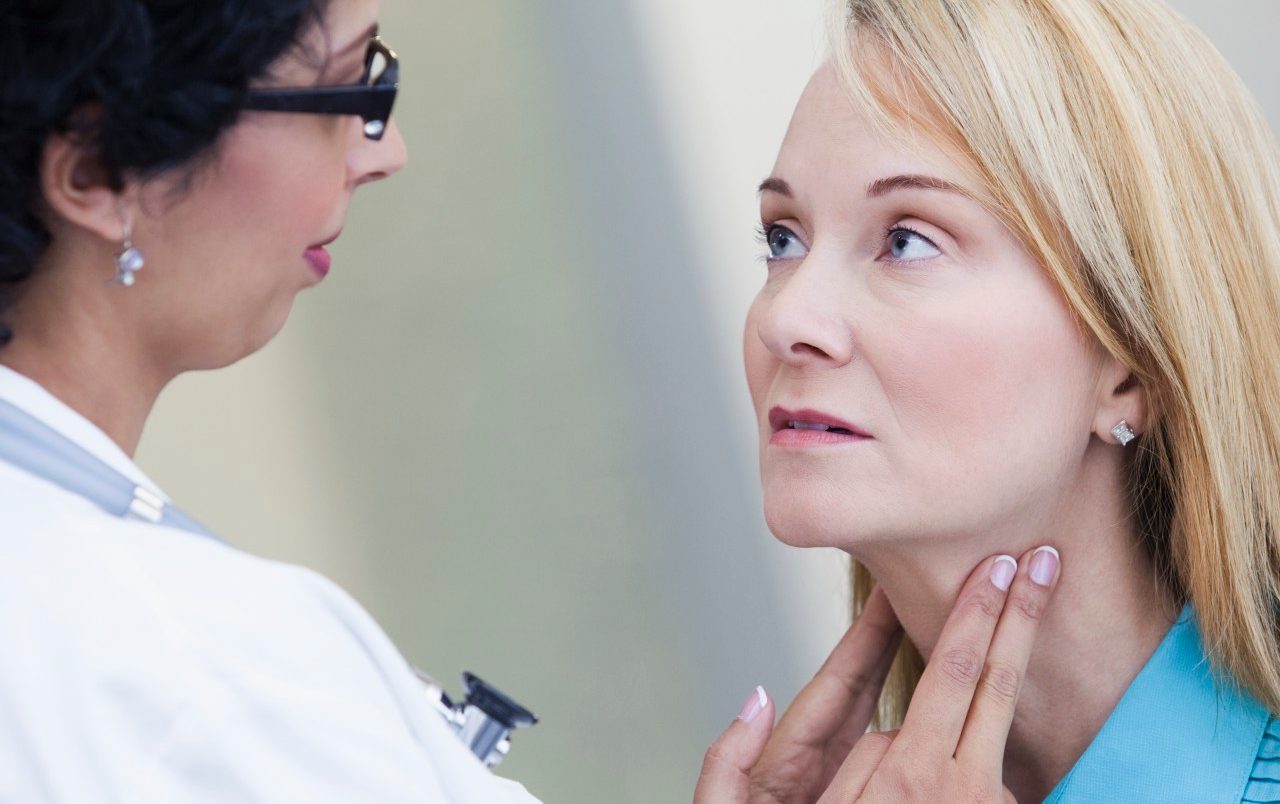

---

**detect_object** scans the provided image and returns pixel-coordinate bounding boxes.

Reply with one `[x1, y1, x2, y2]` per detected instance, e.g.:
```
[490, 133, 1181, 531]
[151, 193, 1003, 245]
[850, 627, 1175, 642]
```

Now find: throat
[853, 505, 1178, 802]
[0, 333, 164, 458]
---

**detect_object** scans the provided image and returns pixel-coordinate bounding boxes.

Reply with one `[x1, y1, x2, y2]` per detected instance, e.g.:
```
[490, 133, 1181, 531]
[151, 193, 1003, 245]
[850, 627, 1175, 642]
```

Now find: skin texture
[727, 61, 1179, 801]
[0, 0, 406, 456]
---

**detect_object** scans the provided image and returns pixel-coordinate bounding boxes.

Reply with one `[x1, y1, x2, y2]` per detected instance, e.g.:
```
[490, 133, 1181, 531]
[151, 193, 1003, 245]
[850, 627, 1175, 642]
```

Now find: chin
[189, 298, 298, 372]
[243, 311, 297, 364]
[760, 467, 861, 545]
[760, 470, 931, 551]
[762, 493, 862, 549]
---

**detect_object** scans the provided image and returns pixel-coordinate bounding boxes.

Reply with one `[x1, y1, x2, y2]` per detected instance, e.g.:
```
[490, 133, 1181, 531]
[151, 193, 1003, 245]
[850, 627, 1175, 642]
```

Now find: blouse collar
[1044, 604, 1270, 802]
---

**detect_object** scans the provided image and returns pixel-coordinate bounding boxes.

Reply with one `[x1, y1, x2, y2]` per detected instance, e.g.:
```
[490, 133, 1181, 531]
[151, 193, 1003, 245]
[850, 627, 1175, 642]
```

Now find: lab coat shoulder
[0, 465, 539, 804]
[0, 479, 199, 803]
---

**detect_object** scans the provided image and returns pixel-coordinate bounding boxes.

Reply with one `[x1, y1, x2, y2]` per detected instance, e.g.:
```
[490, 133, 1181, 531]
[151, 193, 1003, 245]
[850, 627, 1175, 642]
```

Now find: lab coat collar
[1043, 604, 1270, 802]
[0, 364, 169, 501]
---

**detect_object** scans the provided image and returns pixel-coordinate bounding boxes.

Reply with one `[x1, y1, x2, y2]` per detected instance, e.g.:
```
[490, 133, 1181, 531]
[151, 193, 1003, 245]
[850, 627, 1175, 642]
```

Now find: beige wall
[137, 1, 1280, 801]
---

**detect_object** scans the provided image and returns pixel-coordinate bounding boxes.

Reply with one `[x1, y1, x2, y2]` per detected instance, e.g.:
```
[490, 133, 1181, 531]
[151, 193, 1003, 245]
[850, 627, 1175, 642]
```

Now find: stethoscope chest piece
[415, 669, 538, 767]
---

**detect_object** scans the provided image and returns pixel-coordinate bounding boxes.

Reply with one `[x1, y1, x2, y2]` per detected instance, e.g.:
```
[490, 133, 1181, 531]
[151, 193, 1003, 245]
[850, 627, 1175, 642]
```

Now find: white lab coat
[0, 366, 541, 804]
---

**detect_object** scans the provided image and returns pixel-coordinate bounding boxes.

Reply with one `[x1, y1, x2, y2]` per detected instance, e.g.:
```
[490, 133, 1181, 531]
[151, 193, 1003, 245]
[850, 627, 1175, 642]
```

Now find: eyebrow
[314, 22, 378, 85]
[757, 173, 977, 201]
[866, 174, 977, 200]
[757, 177, 793, 197]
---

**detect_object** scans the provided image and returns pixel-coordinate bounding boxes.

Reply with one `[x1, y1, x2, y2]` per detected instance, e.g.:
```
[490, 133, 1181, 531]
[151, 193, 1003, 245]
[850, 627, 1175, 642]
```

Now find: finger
[814, 730, 898, 804]
[816, 617, 903, 773]
[955, 545, 1061, 771]
[894, 554, 1016, 756]
[749, 589, 900, 804]
[694, 687, 775, 803]
[770, 587, 901, 749]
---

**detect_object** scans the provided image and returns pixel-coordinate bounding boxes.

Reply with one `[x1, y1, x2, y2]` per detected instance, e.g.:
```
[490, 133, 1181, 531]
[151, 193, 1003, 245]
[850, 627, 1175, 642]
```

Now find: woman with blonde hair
[696, 0, 1280, 801]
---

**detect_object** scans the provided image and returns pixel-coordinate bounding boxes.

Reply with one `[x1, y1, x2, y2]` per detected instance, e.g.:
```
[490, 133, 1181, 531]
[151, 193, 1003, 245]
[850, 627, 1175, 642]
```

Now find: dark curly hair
[0, 0, 331, 345]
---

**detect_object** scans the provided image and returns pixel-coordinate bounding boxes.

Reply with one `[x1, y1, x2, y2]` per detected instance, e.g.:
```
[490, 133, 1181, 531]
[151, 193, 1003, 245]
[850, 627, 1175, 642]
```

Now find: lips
[304, 246, 331, 278]
[768, 407, 870, 437]
[768, 407, 870, 445]
[304, 229, 342, 279]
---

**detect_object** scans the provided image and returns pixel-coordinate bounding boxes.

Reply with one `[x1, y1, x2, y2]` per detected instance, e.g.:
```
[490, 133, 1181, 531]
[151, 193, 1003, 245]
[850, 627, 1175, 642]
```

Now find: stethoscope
[0, 396, 538, 768]
[415, 670, 538, 767]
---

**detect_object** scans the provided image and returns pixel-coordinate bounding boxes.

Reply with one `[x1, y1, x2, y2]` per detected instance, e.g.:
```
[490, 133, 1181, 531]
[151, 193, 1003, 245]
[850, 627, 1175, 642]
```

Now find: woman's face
[744, 62, 1107, 551]
[130, 0, 406, 371]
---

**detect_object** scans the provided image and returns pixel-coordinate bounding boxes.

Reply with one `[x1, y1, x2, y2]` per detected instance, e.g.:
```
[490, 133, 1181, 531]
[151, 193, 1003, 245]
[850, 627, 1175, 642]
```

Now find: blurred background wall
[137, 1, 1280, 801]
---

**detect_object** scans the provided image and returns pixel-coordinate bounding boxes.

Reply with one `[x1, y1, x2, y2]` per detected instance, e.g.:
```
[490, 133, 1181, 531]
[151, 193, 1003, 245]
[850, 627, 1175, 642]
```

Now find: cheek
[216, 124, 349, 269]
[142, 126, 350, 367]
[216, 133, 347, 253]
[743, 299, 774, 412]
[874, 286, 1096, 511]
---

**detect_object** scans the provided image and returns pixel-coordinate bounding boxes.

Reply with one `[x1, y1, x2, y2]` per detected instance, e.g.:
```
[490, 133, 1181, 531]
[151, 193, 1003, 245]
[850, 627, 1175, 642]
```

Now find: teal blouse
[1044, 606, 1278, 803]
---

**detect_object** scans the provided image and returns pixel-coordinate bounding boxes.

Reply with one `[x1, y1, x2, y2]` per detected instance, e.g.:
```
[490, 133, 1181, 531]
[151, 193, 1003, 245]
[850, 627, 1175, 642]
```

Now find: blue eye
[886, 227, 941, 262]
[761, 224, 808, 261]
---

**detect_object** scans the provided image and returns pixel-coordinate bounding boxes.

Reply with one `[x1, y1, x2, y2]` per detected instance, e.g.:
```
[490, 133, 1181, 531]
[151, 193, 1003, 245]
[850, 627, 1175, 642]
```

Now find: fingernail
[737, 686, 767, 723]
[1030, 546, 1060, 587]
[990, 555, 1017, 591]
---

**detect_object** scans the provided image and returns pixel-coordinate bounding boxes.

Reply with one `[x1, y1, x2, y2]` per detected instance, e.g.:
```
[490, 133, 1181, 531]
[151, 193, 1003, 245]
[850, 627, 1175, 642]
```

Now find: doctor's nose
[754, 261, 856, 369]
[352, 119, 409, 187]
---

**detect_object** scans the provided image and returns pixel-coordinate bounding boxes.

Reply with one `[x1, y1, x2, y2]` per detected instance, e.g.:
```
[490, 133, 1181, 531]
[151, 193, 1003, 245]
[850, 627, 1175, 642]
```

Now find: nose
[351, 118, 408, 187]
[754, 257, 856, 369]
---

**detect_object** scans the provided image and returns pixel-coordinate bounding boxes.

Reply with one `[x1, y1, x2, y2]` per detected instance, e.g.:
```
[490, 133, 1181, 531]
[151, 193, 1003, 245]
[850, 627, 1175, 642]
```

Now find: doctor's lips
[768, 406, 872, 446]
[304, 229, 342, 279]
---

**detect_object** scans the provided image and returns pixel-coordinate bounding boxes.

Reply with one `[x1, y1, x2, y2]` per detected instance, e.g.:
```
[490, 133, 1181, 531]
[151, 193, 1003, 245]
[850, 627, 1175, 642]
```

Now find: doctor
[0, 1, 539, 801]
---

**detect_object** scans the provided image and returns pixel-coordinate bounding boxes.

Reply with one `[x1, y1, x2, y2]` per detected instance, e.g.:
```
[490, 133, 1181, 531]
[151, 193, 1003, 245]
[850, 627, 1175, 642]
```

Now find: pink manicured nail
[737, 686, 767, 723]
[1030, 546, 1060, 587]
[990, 555, 1017, 591]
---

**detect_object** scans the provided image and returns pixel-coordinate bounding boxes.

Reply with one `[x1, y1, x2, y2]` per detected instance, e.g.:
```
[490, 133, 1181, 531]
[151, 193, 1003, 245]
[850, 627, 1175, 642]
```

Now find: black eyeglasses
[243, 36, 399, 141]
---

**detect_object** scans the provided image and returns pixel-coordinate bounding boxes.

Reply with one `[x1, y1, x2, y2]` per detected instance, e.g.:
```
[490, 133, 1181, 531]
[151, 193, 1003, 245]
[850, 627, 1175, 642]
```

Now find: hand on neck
[851, 445, 1180, 800]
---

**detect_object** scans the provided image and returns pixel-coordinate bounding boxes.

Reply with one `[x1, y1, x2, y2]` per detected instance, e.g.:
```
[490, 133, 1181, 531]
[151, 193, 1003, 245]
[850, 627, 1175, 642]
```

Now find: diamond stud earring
[1111, 419, 1137, 446]
[115, 220, 144, 287]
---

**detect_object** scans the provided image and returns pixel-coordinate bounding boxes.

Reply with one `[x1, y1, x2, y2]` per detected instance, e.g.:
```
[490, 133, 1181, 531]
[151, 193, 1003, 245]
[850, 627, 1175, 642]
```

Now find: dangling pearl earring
[115, 220, 144, 287]
[1111, 419, 1137, 446]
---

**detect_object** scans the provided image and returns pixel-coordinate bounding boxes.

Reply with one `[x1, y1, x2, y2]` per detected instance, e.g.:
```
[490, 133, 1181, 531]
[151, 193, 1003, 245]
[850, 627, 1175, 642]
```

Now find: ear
[38, 127, 135, 246]
[1093, 353, 1148, 445]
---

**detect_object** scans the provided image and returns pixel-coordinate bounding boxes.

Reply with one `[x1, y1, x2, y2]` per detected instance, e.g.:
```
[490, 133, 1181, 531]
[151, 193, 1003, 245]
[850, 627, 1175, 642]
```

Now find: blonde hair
[830, 0, 1280, 728]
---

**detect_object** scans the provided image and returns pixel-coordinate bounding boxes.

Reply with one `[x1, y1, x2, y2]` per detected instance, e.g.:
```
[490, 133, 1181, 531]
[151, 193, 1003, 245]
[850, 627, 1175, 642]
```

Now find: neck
[0, 250, 170, 457]
[855, 450, 1179, 802]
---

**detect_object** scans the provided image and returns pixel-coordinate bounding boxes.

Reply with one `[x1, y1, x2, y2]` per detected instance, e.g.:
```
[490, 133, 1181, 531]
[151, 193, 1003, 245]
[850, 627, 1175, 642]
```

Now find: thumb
[694, 687, 775, 804]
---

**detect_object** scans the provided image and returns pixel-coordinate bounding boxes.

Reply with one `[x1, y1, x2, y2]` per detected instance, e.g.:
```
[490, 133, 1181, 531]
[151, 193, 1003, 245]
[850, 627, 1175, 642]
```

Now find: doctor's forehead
[277, 0, 383, 84]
